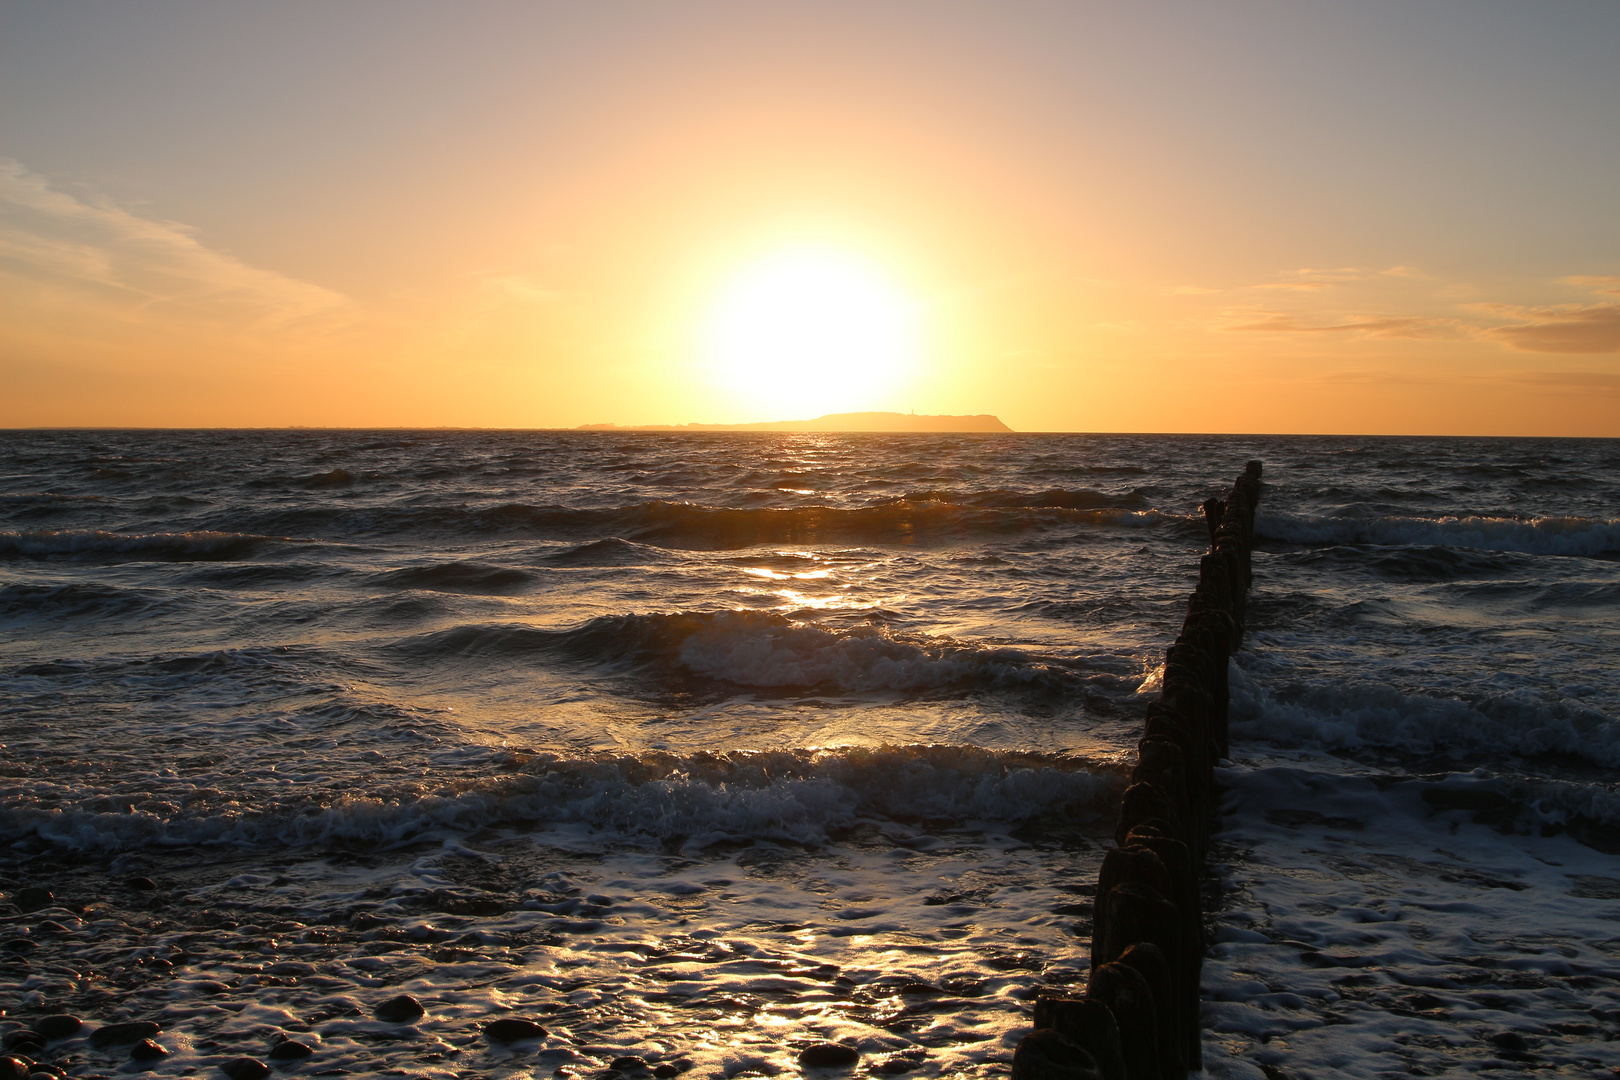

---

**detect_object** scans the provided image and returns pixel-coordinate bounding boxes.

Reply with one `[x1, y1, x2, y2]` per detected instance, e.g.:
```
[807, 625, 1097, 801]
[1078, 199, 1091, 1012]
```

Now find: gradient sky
[3, 0, 1617, 434]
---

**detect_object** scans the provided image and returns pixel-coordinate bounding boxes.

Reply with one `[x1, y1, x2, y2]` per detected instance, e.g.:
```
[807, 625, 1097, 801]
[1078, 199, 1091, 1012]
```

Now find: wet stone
[130, 1039, 169, 1061]
[373, 994, 425, 1023]
[127, 877, 157, 890]
[13, 888, 52, 912]
[798, 1044, 860, 1068]
[609, 1056, 649, 1072]
[219, 1057, 271, 1080]
[483, 1018, 548, 1043]
[653, 1066, 680, 1078]
[90, 1021, 162, 1048]
[1488, 1031, 1531, 1052]
[268, 1041, 314, 1061]
[33, 1016, 81, 1040]
[1, 1034, 43, 1056]
[0, 1058, 30, 1080]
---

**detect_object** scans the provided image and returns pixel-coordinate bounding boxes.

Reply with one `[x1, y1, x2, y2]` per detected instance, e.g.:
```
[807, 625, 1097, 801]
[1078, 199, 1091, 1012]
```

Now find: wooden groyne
[1013, 461, 1263, 1080]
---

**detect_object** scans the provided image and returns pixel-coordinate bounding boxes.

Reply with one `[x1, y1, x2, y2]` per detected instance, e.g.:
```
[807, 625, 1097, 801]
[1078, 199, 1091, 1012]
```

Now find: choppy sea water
[1, 430, 1617, 1079]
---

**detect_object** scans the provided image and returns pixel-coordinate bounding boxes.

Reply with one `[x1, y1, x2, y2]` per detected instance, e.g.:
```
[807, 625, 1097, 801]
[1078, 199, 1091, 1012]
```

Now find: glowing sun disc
[702, 248, 919, 417]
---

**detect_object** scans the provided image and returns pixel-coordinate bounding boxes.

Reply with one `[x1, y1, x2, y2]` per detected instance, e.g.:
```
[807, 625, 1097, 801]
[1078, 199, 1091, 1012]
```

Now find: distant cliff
[579, 412, 1012, 433]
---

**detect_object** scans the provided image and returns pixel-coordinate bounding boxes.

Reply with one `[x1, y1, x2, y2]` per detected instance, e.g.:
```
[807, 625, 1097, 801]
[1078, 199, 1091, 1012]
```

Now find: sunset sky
[3, 1, 1617, 434]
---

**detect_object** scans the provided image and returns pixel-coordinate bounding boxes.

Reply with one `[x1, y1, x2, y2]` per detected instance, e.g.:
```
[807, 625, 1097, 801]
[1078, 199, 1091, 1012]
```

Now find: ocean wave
[1257, 512, 1620, 557]
[0, 492, 104, 505]
[894, 487, 1151, 510]
[395, 610, 1093, 697]
[0, 528, 309, 561]
[1230, 667, 1620, 767]
[539, 537, 675, 566]
[1279, 543, 1533, 581]
[0, 744, 1122, 854]
[0, 581, 175, 623]
[375, 560, 538, 594]
[221, 498, 1180, 550]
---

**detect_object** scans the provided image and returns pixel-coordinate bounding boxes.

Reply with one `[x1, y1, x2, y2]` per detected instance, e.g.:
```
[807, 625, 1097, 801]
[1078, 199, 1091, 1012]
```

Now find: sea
[1, 429, 1617, 1080]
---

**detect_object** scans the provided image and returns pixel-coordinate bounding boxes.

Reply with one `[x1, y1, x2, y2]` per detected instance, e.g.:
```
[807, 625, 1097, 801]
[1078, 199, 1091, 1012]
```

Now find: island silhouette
[578, 411, 1011, 433]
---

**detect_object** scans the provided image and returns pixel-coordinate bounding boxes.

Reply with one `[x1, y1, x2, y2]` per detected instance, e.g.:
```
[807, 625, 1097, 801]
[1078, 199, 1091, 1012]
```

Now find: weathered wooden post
[1013, 462, 1263, 1080]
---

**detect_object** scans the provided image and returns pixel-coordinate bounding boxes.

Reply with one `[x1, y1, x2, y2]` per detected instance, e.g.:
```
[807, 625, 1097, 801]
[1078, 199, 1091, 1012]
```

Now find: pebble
[219, 1057, 270, 1080]
[89, 1021, 162, 1048]
[798, 1044, 860, 1068]
[13, 888, 52, 913]
[0, 1034, 42, 1056]
[127, 878, 157, 890]
[373, 994, 425, 1023]
[653, 1066, 680, 1079]
[267, 1041, 314, 1061]
[0, 1057, 29, 1080]
[33, 1016, 81, 1041]
[130, 1039, 169, 1061]
[609, 1056, 648, 1072]
[483, 1018, 549, 1043]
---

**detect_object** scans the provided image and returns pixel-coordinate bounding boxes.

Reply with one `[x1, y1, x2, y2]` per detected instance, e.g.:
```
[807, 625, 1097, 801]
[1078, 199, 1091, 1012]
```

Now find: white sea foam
[1202, 763, 1620, 1077]
[1228, 663, 1620, 766]
[0, 745, 1122, 854]
[1256, 511, 1620, 556]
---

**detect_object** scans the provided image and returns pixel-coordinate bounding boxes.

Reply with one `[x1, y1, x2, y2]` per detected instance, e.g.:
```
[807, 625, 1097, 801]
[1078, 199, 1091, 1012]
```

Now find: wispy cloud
[1561, 275, 1620, 296]
[1222, 312, 1450, 339]
[1504, 370, 1620, 391]
[0, 158, 348, 332]
[1473, 302, 1620, 354]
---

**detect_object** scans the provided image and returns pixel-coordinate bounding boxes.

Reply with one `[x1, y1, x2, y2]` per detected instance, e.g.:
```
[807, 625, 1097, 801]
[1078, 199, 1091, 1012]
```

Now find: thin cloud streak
[0, 158, 348, 331]
[1474, 302, 1620, 355]
[1223, 313, 1451, 339]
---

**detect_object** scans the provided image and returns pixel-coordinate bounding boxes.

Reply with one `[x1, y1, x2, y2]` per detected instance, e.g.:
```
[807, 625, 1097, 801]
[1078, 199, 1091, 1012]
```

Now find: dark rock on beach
[89, 1022, 161, 1048]
[13, 887, 53, 912]
[130, 1039, 169, 1061]
[126, 877, 157, 890]
[267, 1040, 314, 1061]
[373, 994, 425, 1023]
[219, 1058, 271, 1080]
[33, 1016, 80, 1042]
[798, 1043, 860, 1068]
[0, 1057, 31, 1080]
[483, 1018, 548, 1043]
[0, 1034, 42, 1057]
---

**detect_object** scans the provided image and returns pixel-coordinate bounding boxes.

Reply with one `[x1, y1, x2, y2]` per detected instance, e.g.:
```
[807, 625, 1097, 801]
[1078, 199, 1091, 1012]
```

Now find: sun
[700, 247, 920, 419]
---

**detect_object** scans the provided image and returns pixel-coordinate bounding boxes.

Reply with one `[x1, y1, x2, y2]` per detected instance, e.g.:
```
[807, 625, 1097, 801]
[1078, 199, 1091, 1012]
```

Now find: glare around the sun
[701, 248, 920, 419]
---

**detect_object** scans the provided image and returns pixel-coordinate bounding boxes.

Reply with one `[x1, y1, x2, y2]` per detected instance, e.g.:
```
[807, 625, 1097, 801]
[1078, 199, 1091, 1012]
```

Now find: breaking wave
[1230, 666, 1620, 768]
[1257, 512, 1620, 557]
[396, 610, 1097, 697]
[0, 744, 1123, 854]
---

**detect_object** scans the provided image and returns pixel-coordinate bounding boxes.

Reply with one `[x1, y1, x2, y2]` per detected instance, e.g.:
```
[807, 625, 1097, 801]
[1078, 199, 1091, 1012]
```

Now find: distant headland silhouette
[578, 411, 1012, 433]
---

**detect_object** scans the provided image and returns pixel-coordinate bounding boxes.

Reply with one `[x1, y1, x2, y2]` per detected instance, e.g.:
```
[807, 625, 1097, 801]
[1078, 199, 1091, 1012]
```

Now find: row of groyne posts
[1013, 461, 1264, 1080]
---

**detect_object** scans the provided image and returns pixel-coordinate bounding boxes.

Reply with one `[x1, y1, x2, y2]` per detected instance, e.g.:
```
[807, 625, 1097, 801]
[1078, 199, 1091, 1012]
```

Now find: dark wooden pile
[1012, 461, 1263, 1080]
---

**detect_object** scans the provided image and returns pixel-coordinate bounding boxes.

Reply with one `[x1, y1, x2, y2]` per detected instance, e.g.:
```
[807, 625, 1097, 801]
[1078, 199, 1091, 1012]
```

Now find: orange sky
[2, 1, 1617, 434]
